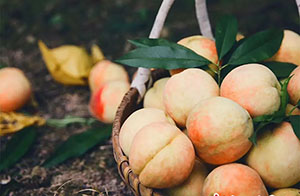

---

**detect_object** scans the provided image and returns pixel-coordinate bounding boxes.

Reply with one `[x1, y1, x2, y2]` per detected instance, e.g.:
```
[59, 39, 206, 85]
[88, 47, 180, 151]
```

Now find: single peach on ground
[169, 35, 218, 76]
[268, 30, 300, 66]
[202, 163, 268, 196]
[143, 77, 169, 111]
[89, 80, 130, 123]
[163, 68, 219, 127]
[129, 122, 195, 188]
[165, 159, 208, 196]
[88, 60, 129, 92]
[119, 108, 175, 156]
[271, 188, 300, 196]
[0, 67, 31, 112]
[287, 66, 300, 105]
[246, 122, 300, 188]
[220, 63, 281, 117]
[187, 96, 253, 165]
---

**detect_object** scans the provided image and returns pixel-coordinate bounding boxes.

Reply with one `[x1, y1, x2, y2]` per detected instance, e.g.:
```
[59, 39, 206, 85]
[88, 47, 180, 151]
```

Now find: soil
[0, 0, 299, 195]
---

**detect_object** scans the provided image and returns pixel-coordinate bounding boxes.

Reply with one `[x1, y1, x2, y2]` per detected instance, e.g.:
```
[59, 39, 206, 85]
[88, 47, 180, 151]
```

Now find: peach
[163, 68, 219, 127]
[89, 80, 129, 123]
[170, 35, 218, 76]
[0, 67, 31, 112]
[187, 96, 253, 165]
[202, 163, 268, 196]
[220, 63, 281, 117]
[129, 122, 195, 188]
[286, 103, 300, 115]
[119, 108, 175, 156]
[246, 122, 300, 188]
[165, 159, 208, 196]
[271, 188, 300, 196]
[143, 77, 169, 111]
[268, 30, 300, 66]
[88, 60, 129, 92]
[288, 66, 300, 105]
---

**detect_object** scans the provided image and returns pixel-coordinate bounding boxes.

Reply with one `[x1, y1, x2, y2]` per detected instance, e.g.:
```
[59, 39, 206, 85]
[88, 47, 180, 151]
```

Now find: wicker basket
[112, 69, 169, 196]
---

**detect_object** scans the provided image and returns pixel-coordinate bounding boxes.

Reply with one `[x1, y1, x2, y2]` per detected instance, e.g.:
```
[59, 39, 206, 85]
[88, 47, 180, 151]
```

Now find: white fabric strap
[195, 0, 214, 40]
[131, 0, 175, 99]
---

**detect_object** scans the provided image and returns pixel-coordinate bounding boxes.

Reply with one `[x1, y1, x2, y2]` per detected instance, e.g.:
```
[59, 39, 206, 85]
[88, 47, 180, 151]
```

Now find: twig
[131, 0, 175, 100]
[195, 0, 214, 39]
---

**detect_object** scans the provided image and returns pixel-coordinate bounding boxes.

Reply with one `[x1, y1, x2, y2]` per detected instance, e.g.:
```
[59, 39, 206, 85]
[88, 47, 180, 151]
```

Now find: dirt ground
[0, 0, 299, 195]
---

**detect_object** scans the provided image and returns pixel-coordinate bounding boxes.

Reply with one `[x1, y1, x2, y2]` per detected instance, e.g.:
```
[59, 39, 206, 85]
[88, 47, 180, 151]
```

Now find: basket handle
[131, 0, 213, 101]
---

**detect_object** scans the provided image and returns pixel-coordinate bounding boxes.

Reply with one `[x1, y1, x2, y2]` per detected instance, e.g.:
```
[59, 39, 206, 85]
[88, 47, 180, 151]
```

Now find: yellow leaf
[0, 112, 45, 136]
[38, 41, 93, 85]
[91, 44, 105, 64]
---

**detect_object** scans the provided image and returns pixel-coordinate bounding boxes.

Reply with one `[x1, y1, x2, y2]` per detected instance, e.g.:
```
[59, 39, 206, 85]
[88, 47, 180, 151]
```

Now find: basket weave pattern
[112, 69, 169, 196]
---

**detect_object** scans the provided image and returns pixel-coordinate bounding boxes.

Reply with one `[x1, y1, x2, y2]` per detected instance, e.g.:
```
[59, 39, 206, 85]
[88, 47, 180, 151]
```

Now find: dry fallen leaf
[38, 41, 104, 85]
[0, 112, 45, 136]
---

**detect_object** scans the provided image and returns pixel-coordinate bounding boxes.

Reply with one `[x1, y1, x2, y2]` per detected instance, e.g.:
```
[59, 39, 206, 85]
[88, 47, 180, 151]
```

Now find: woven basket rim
[112, 69, 169, 196]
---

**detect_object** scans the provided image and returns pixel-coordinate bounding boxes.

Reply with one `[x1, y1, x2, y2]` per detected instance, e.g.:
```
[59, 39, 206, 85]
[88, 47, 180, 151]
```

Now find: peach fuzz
[268, 30, 300, 66]
[0, 67, 31, 112]
[246, 122, 300, 188]
[169, 35, 218, 76]
[187, 96, 253, 165]
[202, 163, 268, 196]
[89, 80, 129, 123]
[163, 68, 219, 127]
[288, 66, 300, 105]
[88, 60, 129, 92]
[119, 108, 175, 156]
[220, 63, 281, 117]
[129, 122, 195, 188]
[143, 77, 169, 111]
[165, 159, 208, 196]
[271, 188, 300, 196]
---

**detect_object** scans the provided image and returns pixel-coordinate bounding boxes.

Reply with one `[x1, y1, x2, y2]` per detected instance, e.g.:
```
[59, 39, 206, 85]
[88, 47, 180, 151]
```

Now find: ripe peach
[143, 77, 169, 111]
[286, 103, 300, 115]
[163, 68, 219, 127]
[169, 35, 218, 76]
[88, 60, 129, 92]
[187, 96, 253, 165]
[246, 122, 300, 188]
[89, 80, 129, 123]
[271, 188, 300, 196]
[119, 108, 175, 156]
[202, 163, 268, 196]
[220, 63, 281, 117]
[287, 66, 300, 105]
[129, 122, 195, 188]
[0, 67, 31, 112]
[165, 159, 208, 196]
[268, 30, 300, 66]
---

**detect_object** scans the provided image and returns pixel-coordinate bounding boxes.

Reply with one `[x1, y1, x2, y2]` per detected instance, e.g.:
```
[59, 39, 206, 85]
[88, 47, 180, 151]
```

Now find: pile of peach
[119, 30, 300, 195]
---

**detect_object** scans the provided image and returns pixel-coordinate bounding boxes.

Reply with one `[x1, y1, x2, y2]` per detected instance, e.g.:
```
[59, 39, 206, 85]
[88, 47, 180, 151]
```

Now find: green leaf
[116, 45, 211, 70]
[261, 62, 297, 78]
[277, 76, 292, 116]
[229, 29, 283, 65]
[43, 125, 112, 168]
[129, 38, 180, 48]
[46, 116, 98, 128]
[215, 15, 238, 59]
[289, 115, 300, 140]
[0, 127, 37, 172]
[0, 65, 6, 69]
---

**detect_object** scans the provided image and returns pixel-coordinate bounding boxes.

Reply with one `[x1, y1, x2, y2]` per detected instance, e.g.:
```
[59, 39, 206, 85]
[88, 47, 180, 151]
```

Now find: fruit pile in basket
[115, 16, 300, 195]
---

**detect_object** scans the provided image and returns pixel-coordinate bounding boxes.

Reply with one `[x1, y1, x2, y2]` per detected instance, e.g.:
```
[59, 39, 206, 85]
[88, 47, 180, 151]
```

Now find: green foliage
[46, 116, 98, 128]
[289, 115, 300, 139]
[228, 29, 283, 65]
[215, 15, 238, 60]
[43, 125, 112, 168]
[261, 62, 297, 78]
[0, 127, 37, 172]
